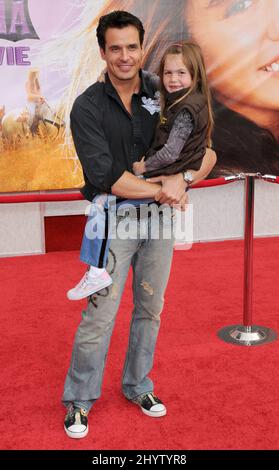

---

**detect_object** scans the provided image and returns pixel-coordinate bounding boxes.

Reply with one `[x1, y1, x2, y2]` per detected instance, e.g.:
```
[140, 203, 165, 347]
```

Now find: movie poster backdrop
[0, 0, 278, 192]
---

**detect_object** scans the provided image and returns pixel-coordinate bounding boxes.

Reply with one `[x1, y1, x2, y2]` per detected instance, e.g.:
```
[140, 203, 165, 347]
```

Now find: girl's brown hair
[158, 41, 214, 146]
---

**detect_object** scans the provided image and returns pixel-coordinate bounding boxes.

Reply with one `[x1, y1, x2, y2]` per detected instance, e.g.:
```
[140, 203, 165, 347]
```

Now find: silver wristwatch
[182, 170, 194, 185]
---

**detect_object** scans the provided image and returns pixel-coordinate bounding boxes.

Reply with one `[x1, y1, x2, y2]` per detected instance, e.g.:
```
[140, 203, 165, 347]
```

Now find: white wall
[0, 179, 278, 257]
[0, 202, 45, 257]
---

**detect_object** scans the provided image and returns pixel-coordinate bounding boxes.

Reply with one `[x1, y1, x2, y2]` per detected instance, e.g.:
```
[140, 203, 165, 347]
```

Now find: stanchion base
[218, 325, 277, 346]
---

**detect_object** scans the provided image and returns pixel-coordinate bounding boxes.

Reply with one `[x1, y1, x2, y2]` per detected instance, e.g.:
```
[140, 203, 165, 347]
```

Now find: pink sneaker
[67, 271, 112, 300]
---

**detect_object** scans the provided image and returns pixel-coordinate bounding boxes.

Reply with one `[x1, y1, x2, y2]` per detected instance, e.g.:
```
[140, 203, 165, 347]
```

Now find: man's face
[100, 26, 143, 83]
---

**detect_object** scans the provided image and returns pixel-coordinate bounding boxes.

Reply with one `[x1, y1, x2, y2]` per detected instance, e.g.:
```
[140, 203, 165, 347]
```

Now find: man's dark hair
[96, 10, 145, 50]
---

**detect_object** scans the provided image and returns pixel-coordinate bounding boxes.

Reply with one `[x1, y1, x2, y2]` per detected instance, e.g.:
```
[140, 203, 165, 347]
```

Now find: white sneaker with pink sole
[67, 270, 112, 300]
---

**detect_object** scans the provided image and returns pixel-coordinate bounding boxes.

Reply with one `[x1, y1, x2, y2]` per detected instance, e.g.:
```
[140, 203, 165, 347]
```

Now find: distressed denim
[62, 207, 175, 413]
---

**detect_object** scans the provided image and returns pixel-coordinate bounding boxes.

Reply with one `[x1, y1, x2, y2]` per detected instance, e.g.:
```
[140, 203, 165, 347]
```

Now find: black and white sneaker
[64, 404, 89, 439]
[132, 392, 167, 417]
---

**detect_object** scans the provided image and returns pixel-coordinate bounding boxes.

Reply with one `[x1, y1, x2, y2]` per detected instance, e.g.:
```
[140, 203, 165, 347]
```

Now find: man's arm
[70, 96, 125, 193]
[146, 148, 217, 207]
[188, 148, 217, 185]
[111, 171, 161, 198]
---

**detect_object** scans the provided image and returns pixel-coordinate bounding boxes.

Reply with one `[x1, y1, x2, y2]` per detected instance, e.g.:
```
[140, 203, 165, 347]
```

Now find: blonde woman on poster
[25, 68, 45, 134]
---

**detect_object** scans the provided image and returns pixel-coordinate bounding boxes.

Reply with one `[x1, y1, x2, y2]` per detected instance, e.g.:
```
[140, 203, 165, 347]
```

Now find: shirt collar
[139, 70, 154, 97]
[104, 69, 154, 99]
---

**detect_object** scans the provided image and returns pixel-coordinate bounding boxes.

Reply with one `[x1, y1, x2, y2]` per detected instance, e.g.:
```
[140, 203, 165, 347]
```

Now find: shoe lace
[78, 272, 90, 288]
[66, 404, 75, 419]
[67, 406, 87, 421]
[137, 392, 158, 406]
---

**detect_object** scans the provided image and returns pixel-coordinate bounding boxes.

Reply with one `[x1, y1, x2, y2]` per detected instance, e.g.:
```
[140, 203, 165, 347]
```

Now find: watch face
[184, 171, 193, 183]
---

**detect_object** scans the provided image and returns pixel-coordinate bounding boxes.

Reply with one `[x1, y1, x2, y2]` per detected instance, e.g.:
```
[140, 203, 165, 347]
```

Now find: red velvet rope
[2, 176, 277, 204]
[0, 192, 85, 204]
[191, 177, 235, 189]
[263, 176, 279, 184]
[0, 177, 240, 204]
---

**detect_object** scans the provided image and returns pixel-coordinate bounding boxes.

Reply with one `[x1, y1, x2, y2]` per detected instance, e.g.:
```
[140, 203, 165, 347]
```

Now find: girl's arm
[133, 109, 193, 175]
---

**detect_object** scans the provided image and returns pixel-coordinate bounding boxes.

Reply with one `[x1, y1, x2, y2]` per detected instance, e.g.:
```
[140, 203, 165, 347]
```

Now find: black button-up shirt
[70, 70, 160, 201]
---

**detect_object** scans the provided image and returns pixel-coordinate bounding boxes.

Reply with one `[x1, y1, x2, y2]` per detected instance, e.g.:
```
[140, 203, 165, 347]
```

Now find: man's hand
[173, 191, 189, 211]
[147, 173, 188, 207]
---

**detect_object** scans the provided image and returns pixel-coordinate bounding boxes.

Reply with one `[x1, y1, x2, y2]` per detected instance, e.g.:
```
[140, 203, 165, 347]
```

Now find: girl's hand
[133, 157, 146, 176]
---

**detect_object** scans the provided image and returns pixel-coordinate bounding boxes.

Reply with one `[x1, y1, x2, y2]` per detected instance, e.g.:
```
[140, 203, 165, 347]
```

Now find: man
[63, 10, 215, 439]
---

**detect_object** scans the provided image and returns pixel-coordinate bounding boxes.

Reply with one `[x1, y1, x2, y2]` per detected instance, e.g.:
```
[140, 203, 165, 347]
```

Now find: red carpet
[1, 238, 279, 450]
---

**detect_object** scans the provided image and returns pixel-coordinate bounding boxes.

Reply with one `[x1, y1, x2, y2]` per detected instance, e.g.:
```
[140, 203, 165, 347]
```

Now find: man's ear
[100, 48, 106, 60]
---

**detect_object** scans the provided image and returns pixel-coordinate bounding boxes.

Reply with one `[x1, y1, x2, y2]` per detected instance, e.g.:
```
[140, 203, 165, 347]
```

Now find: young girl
[67, 41, 215, 301]
[133, 42, 213, 178]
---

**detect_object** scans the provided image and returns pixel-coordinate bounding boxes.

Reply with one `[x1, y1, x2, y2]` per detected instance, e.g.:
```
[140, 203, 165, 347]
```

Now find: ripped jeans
[62, 207, 175, 413]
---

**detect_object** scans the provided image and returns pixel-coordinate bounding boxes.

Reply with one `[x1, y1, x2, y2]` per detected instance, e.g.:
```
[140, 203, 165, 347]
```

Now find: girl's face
[163, 53, 192, 93]
[186, 0, 279, 114]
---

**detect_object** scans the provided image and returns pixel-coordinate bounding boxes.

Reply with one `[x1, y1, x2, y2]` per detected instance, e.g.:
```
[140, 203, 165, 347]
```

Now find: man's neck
[108, 72, 141, 98]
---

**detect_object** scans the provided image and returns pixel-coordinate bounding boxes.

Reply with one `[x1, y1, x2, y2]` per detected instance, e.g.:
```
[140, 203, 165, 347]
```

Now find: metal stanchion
[218, 173, 277, 346]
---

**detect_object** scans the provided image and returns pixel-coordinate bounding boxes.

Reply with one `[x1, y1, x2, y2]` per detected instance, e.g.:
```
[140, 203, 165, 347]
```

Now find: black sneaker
[64, 404, 89, 439]
[132, 392, 167, 417]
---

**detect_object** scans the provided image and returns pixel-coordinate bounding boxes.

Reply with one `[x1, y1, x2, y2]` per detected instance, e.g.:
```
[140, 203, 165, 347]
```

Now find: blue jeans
[62, 207, 175, 413]
[80, 195, 154, 268]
